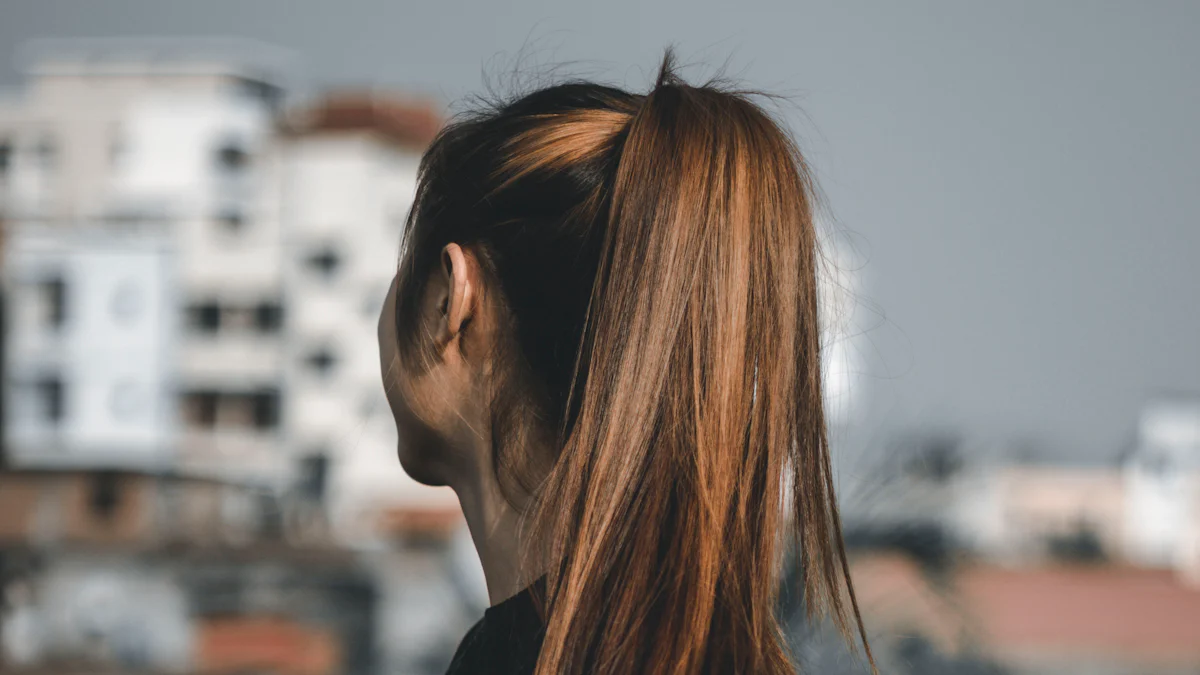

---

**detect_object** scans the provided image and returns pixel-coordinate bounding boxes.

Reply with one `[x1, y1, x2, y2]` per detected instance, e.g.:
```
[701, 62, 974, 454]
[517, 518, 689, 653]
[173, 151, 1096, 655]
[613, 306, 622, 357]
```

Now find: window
[255, 301, 283, 332]
[0, 139, 11, 175]
[185, 302, 221, 333]
[89, 471, 122, 520]
[186, 301, 283, 335]
[251, 389, 280, 429]
[304, 246, 342, 279]
[181, 391, 219, 429]
[35, 375, 65, 424]
[304, 347, 337, 377]
[38, 275, 66, 330]
[181, 389, 279, 431]
[297, 452, 329, 501]
[214, 140, 249, 173]
[216, 209, 245, 232]
[234, 78, 283, 110]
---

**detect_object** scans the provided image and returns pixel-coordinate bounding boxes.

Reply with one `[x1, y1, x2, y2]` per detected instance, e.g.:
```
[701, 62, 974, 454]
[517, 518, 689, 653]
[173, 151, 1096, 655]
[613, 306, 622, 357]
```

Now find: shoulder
[444, 617, 488, 674]
[443, 586, 546, 675]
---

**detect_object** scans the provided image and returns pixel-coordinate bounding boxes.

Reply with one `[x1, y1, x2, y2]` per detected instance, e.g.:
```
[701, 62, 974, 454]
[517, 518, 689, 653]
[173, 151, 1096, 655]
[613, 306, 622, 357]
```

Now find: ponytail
[397, 49, 873, 675]
[528, 57, 873, 674]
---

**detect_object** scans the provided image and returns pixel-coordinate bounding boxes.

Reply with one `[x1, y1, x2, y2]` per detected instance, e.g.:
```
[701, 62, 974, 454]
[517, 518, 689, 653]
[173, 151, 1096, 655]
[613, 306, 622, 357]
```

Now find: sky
[2, 0, 1198, 463]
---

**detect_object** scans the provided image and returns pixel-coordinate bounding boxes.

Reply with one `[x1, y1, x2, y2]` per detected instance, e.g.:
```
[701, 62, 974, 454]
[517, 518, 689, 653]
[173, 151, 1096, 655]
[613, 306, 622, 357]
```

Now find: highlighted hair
[394, 50, 873, 675]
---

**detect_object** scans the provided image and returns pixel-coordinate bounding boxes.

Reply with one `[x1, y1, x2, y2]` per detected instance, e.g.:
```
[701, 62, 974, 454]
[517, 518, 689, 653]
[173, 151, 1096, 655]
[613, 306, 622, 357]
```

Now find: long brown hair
[394, 50, 873, 674]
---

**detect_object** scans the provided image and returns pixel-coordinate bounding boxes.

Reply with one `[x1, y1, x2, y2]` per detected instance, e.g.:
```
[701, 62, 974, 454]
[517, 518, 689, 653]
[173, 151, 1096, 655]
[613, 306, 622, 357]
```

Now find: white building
[865, 397, 1200, 583]
[1, 39, 462, 547]
[278, 95, 459, 542]
[3, 223, 175, 469]
[1, 38, 294, 484]
[1124, 396, 1200, 576]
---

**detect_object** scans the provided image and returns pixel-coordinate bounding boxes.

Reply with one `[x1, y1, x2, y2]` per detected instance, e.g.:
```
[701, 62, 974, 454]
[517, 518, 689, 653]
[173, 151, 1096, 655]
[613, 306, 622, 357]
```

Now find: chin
[397, 440, 450, 487]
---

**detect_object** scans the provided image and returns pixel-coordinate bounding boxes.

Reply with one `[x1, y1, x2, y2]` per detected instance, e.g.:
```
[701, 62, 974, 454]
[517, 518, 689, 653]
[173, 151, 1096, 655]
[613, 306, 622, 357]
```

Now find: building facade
[0, 40, 462, 530]
[3, 223, 176, 470]
[276, 94, 457, 542]
[0, 37, 292, 485]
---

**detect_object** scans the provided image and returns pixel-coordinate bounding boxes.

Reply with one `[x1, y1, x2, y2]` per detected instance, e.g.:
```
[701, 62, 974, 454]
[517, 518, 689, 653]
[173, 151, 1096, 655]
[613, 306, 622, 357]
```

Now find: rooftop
[15, 36, 296, 86]
[284, 92, 442, 150]
[853, 553, 1200, 667]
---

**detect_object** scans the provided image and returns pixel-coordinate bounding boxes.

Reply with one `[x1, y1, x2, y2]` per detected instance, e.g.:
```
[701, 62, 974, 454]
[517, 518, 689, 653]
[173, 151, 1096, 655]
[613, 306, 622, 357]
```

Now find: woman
[377, 50, 873, 675]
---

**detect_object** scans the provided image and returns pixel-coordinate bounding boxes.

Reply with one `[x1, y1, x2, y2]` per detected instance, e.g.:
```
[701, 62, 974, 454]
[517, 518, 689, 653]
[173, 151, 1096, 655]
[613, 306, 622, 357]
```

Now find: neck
[452, 461, 535, 606]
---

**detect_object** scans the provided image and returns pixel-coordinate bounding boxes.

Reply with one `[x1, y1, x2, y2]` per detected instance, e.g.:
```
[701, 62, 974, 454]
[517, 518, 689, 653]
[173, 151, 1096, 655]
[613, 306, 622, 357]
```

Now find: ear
[438, 243, 476, 346]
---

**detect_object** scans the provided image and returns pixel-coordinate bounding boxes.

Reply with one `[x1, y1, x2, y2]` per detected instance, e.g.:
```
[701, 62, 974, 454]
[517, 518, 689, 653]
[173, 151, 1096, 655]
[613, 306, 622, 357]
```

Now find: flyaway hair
[394, 49, 874, 675]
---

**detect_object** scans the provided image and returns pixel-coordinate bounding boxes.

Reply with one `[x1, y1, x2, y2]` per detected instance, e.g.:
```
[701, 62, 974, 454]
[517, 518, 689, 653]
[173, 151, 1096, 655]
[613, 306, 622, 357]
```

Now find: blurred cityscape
[0, 37, 1197, 675]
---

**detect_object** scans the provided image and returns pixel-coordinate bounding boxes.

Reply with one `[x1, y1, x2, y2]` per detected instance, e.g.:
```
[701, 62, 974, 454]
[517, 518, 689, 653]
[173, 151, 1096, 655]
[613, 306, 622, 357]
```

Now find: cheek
[387, 364, 452, 487]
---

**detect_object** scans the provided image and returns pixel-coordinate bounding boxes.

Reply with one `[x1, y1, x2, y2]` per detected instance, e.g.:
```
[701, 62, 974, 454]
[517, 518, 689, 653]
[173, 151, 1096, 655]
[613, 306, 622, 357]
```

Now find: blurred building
[0, 37, 482, 675]
[0, 38, 463, 540]
[1123, 396, 1200, 577]
[0, 37, 290, 484]
[841, 552, 1200, 675]
[277, 94, 455, 542]
[0, 467, 374, 674]
[847, 395, 1200, 585]
[3, 223, 175, 470]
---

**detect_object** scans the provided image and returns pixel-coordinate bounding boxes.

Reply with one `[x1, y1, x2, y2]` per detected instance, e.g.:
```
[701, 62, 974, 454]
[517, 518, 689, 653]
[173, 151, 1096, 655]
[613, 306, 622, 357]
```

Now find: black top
[445, 580, 546, 675]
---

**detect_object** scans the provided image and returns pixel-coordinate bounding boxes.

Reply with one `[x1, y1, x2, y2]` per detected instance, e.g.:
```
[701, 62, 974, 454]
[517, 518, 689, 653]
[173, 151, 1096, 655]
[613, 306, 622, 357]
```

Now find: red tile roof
[959, 564, 1200, 663]
[197, 615, 340, 675]
[850, 553, 1200, 666]
[285, 93, 442, 149]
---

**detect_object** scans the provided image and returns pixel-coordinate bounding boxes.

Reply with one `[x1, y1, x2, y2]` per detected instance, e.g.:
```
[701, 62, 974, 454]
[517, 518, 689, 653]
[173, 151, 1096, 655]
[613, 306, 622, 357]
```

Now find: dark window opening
[215, 142, 249, 172]
[297, 453, 329, 502]
[236, 78, 283, 110]
[216, 210, 245, 232]
[35, 375, 64, 424]
[182, 391, 219, 428]
[186, 302, 222, 333]
[251, 389, 280, 429]
[256, 490, 285, 540]
[1046, 521, 1108, 564]
[305, 247, 341, 279]
[0, 140, 11, 174]
[39, 276, 66, 329]
[304, 348, 337, 377]
[89, 471, 122, 520]
[255, 302, 283, 333]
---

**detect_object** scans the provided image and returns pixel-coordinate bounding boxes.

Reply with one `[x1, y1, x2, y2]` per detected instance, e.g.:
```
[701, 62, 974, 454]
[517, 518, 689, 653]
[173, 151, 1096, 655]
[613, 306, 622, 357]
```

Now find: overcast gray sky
[2, 0, 1197, 462]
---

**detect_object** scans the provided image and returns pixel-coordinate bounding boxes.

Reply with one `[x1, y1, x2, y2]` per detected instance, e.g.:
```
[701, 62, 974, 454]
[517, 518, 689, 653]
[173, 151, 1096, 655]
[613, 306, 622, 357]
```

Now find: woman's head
[378, 50, 872, 674]
[377, 81, 639, 499]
